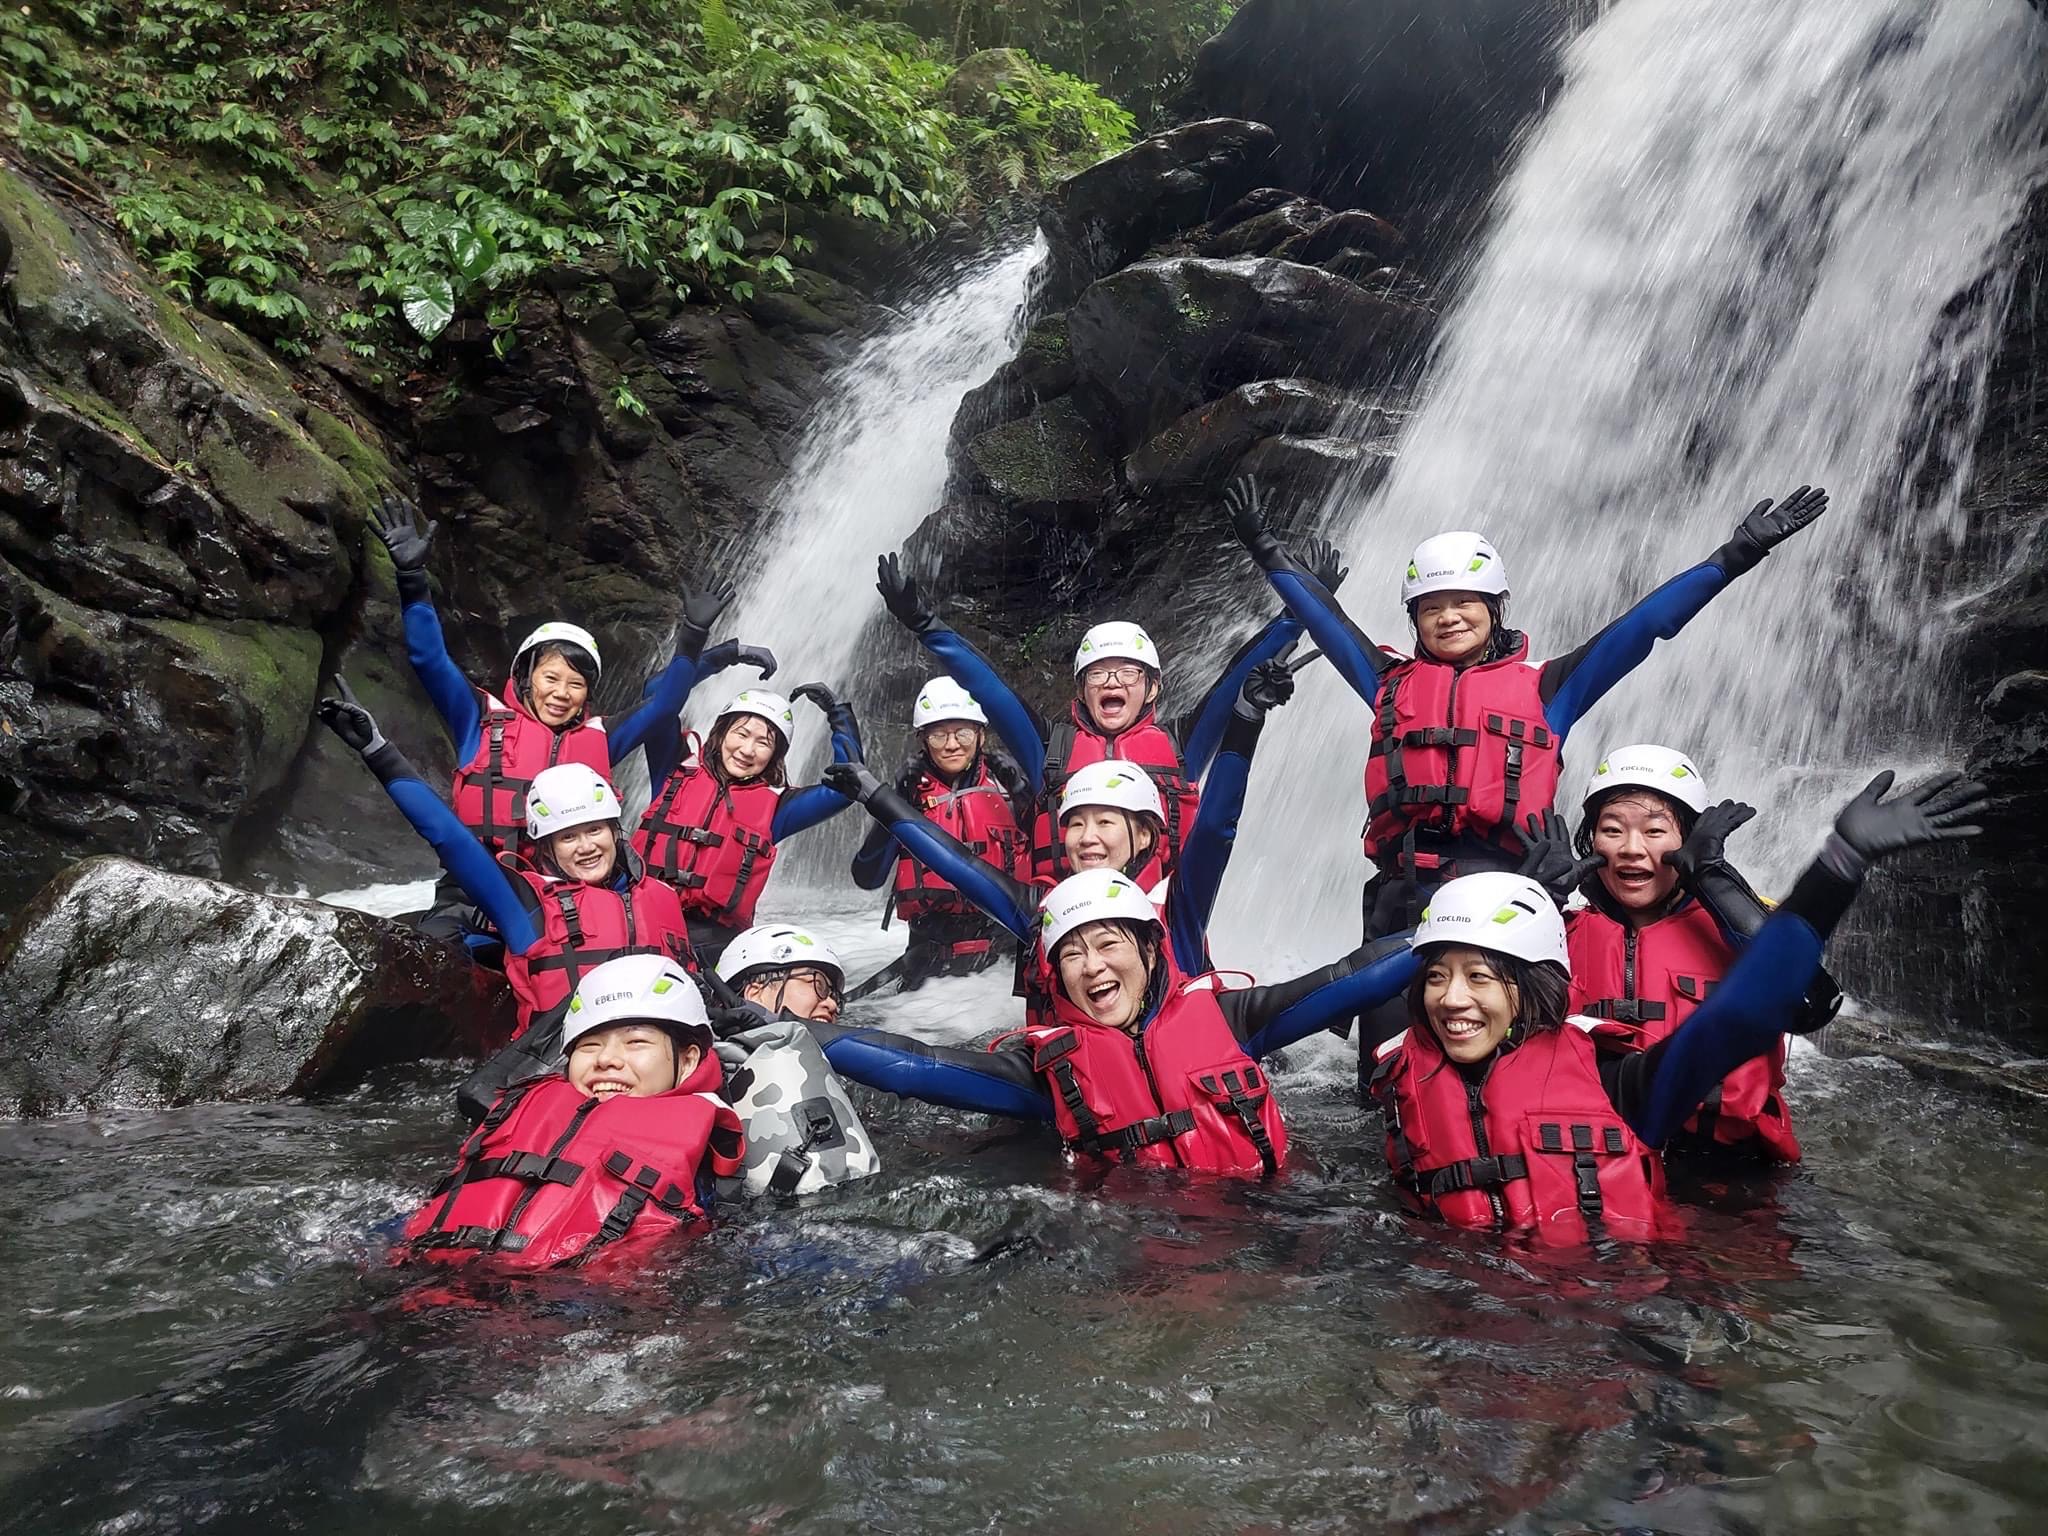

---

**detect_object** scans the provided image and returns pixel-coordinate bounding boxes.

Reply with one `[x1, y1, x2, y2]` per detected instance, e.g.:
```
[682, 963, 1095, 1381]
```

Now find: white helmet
[1411, 871, 1568, 968]
[1581, 743, 1711, 818]
[716, 924, 846, 991]
[512, 621, 603, 680]
[525, 762, 624, 842]
[1073, 621, 1160, 677]
[1401, 532, 1509, 605]
[912, 675, 988, 730]
[1038, 867, 1161, 961]
[716, 688, 796, 746]
[1057, 759, 1164, 824]
[563, 954, 711, 1048]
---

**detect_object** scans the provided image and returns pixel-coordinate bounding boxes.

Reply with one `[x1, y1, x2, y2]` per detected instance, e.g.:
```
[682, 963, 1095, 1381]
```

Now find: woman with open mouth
[1370, 769, 1984, 1246]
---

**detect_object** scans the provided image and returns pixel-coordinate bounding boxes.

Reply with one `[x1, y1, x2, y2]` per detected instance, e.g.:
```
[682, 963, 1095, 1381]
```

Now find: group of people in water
[317, 474, 1988, 1268]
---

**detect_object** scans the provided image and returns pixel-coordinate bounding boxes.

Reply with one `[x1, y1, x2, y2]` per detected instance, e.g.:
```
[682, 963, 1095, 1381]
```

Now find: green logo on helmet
[1406, 562, 1419, 580]
[652, 977, 673, 995]
[1671, 765, 1693, 779]
[1490, 904, 1522, 926]
[1467, 555, 1488, 572]
[568, 995, 583, 1013]
[1040, 910, 1055, 928]
[530, 798, 551, 817]
[1105, 881, 1127, 898]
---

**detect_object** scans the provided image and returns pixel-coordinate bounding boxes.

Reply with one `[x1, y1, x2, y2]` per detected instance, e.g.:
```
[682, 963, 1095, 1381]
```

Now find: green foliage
[871, 0, 1240, 128]
[0, 0, 1131, 359]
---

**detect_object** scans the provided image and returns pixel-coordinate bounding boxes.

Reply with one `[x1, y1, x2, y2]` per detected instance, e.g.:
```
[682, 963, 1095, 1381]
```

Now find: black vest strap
[1196, 1065, 1279, 1178]
[1032, 1031, 1102, 1141]
[1583, 998, 1668, 1025]
[1073, 1108, 1198, 1158]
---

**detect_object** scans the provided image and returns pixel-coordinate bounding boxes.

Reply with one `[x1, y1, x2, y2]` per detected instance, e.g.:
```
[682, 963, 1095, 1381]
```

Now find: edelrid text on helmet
[1073, 621, 1160, 677]
[1401, 532, 1510, 606]
[912, 675, 989, 730]
[1058, 759, 1165, 823]
[716, 924, 846, 989]
[1410, 871, 1568, 969]
[526, 762, 623, 843]
[1581, 743, 1711, 818]
[513, 621, 604, 681]
[563, 954, 711, 1047]
[1038, 867, 1161, 960]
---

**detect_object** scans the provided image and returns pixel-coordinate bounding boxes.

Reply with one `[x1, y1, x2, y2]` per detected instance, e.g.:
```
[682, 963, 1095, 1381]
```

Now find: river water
[3, 898, 2045, 1532]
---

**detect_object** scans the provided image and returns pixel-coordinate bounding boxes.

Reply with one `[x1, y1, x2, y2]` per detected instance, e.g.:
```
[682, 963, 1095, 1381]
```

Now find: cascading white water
[1216, 0, 2048, 972]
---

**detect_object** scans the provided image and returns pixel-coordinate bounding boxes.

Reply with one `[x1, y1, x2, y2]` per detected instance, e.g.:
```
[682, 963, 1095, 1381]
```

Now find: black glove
[793, 682, 861, 750]
[1224, 476, 1284, 568]
[820, 760, 884, 805]
[877, 551, 935, 634]
[710, 1002, 770, 1038]
[373, 492, 437, 605]
[1236, 658, 1296, 718]
[1826, 768, 1989, 873]
[1662, 799, 1757, 885]
[1301, 535, 1349, 594]
[700, 639, 778, 678]
[1718, 485, 1828, 575]
[678, 576, 736, 655]
[1513, 810, 1604, 905]
[315, 677, 387, 756]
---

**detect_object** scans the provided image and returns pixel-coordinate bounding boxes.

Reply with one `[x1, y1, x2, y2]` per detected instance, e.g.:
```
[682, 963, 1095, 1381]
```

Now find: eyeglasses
[1081, 664, 1147, 687]
[780, 966, 843, 1005]
[923, 724, 981, 746]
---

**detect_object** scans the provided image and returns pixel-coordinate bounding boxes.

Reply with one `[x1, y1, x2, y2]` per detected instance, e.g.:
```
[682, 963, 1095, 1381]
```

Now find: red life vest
[631, 752, 781, 928]
[500, 857, 693, 1036]
[1032, 707, 1199, 882]
[451, 681, 613, 857]
[401, 1065, 744, 1271]
[1565, 903, 1799, 1161]
[1362, 639, 1560, 867]
[999, 962, 1288, 1178]
[1368, 1021, 1670, 1245]
[894, 760, 1029, 926]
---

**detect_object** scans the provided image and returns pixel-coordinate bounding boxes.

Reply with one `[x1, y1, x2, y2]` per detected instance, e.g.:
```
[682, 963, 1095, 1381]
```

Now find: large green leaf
[396, 201, 462, 243]
[448, 226, 498, 282]
[400, 275, 456, 339]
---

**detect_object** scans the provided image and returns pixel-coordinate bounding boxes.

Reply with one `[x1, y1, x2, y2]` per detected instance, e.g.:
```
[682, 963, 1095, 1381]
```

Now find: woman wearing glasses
[848, 676, 1034, 995]
[874, 541, 1344, 881]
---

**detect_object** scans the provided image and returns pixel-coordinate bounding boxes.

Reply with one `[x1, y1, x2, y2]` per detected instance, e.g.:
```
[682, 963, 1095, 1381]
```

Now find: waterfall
[687, 238, 1040, 893]
[1216, 0, 2048, 972]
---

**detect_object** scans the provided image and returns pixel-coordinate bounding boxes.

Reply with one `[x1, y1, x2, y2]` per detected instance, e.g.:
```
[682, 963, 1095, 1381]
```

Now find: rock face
[0, 856, 514, 1116]
[0, 166, 889, 913]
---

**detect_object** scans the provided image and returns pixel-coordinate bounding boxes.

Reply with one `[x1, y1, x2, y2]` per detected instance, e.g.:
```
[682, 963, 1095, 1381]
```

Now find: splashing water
[1218, 0, 2048, 972]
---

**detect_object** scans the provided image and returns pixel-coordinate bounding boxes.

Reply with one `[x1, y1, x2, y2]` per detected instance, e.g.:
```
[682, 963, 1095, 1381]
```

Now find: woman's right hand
[315, 678, 387, 756]
[1831, 769, 1989, 865]
[820, 760, 883, 806]
[877, 552, 935, 634]
[373, 493, 436, 571]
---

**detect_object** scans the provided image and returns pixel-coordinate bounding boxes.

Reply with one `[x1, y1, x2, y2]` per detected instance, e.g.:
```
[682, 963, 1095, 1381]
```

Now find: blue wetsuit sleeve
[1266, 569, 1390, 706]
[809, 1025, 1053, 1120]
[604, 652, 700, 765]
[402, 598, 482, 761]
[1168, 713, 1260, 971]
[851, 822, 898, 890]
[376, 765, 540, 953]
[1175, 614, 1302, 778]
[1627, 911, 1823, 1147]
[920, 627, 1050, 790]
[869, 784, 1038, 938]
[1221, 936, 1422, 1060]
[771, 784, 853, 841]
[1539, 561, 1731, 737]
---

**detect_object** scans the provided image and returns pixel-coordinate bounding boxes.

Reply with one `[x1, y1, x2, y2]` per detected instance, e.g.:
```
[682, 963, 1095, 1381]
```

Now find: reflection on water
[3, 1020, 2045, 1533]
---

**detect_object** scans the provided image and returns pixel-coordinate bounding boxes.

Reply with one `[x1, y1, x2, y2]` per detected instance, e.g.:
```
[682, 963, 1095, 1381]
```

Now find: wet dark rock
[1197, 199, 1328, 258]
[1235, 433, 1392, 502]
[1038, 118, 1279, 309]
[1207, 187, 1304, 234]
[1283, 209, 1409, 266]
[961, 396, 1116, 518]
[1126, 377, 1388, 492]
[0, 857, 512, 1116]
[1067, 257, 1426, 447]
[950, 316, 1076, 455]
[1819, 1015, 2048, 1108]
[1191, 0, 1572, 261]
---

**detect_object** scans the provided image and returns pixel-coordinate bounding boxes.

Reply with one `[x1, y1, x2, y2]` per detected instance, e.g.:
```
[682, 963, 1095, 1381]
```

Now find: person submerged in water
[1370, 770, 1986, 1247]
[400, 954, 744, 1270]
[1544, 743, 1843, 1164]
[790, 868, 1421, 1180]
[875, 537, 1343, 882]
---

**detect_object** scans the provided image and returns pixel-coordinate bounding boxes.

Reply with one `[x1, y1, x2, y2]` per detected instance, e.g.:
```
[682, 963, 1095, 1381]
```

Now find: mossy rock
[132, 615, 323, 797]
[0, 166, 83, 308]
[965, 395, 1115, 511]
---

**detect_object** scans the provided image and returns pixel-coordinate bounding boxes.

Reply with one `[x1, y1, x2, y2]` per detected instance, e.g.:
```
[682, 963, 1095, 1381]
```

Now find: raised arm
[1216, 933, 1422, 1060]
[1624, 769, 1987, 1146]
[1541, 486, 1829, 737]
[769, 685, 864, 840]
[804, 1020, 1053, 1120]
[1173, 616, 1303, 778]
[1168, 660, 1296, 971]
[821, 762, 1040, 938]
[851, 818, 899, 891]
[1225, 477, 1395, 706]
[878, 552, 1050, 788]
[375, 494, 481, 756]
[605, 578, 739, 762]
[314, 683, 540, 953]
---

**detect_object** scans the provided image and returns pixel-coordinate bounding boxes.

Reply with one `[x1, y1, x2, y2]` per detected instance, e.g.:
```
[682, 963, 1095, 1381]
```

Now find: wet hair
[1572, 788, 1701, 859]
[1052, 918, 1164, 1010]
[1407, 594, 1521, 666]
[708, 711, 789, 788]
[514, 640, 600, 715]
[1406, 946, 1572, 1043]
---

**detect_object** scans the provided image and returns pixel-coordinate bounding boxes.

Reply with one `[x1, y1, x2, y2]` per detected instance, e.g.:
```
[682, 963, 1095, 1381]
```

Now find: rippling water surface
[3, 911, 2044, 1533]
